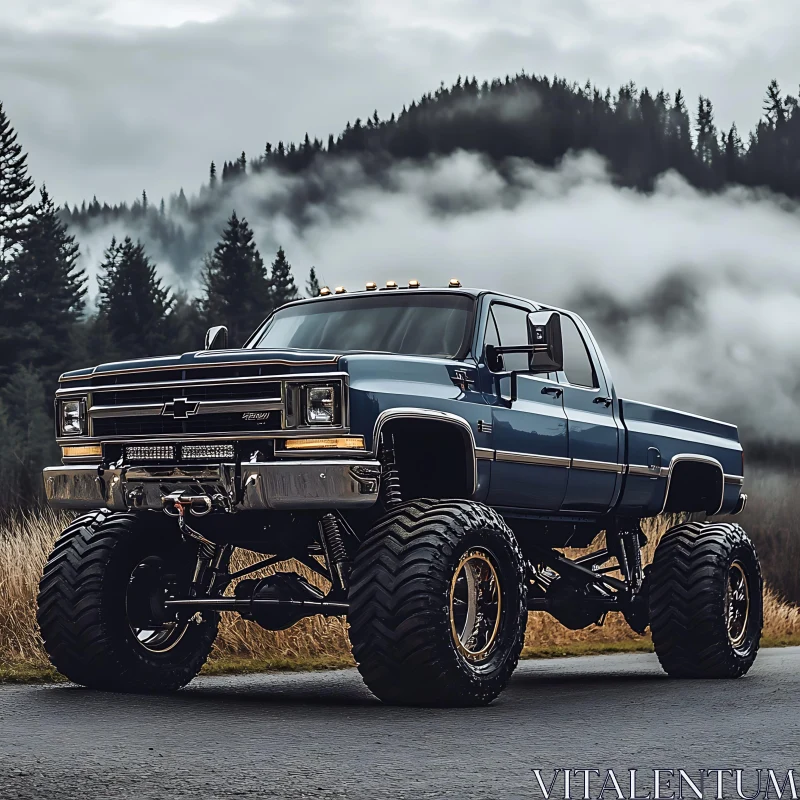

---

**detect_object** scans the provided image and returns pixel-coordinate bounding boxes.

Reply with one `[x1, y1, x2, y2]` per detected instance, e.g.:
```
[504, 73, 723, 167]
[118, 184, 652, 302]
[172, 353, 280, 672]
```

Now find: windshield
[250, 293, 474, 358]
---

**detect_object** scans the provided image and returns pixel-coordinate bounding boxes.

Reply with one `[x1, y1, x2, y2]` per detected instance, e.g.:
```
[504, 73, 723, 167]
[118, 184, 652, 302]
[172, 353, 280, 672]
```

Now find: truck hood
[60, 348, 342, 384]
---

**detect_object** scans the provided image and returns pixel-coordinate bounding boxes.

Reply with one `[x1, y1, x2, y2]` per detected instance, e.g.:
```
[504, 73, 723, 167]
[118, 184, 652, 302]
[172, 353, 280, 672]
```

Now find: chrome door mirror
[204, 325, 228, 350]
[526, 310, 563, 373]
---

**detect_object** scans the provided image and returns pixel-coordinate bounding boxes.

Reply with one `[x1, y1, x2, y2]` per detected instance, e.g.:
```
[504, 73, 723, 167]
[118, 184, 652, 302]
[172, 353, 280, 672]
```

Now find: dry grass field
[1, 486, 798, 682]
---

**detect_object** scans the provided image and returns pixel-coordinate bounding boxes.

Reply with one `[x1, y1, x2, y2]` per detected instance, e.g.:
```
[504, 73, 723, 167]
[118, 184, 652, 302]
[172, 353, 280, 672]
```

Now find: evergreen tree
[201, 212, 271, 346]
[269, 246, 298, 307]
[763, 80, 787, 126]
[306, 266, 321, 297]
[0, 365, 58, 506]
[0, 186, 86, 375]
[0, 102, 35, 279]
[97, 236, 173, 358]
[209, 161, 217, 189]
[696, 96, 719, 167]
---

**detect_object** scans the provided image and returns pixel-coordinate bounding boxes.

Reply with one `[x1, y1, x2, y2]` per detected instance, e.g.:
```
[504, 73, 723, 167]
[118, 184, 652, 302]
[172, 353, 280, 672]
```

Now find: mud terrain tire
[649, 520, 762, 678]
[37, 510, 218, 692]
[348, 499, 527, 706]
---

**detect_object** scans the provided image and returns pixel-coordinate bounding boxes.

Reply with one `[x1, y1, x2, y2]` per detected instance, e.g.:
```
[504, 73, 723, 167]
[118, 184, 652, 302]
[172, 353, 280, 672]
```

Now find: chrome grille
[88, 377, 284, 439]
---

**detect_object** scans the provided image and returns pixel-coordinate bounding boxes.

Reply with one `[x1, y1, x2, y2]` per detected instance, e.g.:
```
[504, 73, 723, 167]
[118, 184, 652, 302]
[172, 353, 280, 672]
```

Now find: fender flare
[371, 408, 478, 497]
[660, 453, 725, 516]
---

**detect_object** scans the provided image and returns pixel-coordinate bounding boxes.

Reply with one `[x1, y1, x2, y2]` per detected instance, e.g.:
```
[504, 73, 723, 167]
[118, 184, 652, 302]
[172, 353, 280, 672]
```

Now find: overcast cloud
[0, 0, 797, 204]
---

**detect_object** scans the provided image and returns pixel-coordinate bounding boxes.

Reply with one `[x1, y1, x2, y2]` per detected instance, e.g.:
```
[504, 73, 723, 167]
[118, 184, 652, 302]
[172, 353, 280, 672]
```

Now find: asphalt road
[0, 648, 797, 800]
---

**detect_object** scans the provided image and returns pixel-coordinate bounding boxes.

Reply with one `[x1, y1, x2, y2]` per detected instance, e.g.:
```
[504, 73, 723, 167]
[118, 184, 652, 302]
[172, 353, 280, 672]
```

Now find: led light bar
[125, 445, 176, 461]
[180, 443, 235, 460]
[62, 445, 103, 459]
[284, 437, 365, 451]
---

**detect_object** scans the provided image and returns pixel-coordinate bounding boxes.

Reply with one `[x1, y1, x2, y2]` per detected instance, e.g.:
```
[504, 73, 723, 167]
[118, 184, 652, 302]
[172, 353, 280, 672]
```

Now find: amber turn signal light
[284, 437, 365, 450]
[62, 445, 103, 458]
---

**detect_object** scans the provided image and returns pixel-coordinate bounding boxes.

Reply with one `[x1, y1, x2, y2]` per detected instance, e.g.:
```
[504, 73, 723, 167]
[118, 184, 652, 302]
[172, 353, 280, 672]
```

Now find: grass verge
[5, 636, 800, 685]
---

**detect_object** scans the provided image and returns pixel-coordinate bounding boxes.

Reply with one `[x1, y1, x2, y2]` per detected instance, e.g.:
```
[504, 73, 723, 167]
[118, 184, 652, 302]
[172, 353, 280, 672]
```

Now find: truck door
[480, 301, 569, 511]
[557, 313, 623, 512]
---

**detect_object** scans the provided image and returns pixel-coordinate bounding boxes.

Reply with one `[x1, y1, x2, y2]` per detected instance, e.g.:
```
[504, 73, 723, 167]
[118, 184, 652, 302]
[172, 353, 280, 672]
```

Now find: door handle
[541, 386, 563, 398]
[593, 396, 613, 407]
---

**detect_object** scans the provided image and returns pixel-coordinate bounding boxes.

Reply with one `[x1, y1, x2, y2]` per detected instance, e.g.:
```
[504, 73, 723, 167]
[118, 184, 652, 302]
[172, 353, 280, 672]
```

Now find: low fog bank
[72, 150, 800, 445]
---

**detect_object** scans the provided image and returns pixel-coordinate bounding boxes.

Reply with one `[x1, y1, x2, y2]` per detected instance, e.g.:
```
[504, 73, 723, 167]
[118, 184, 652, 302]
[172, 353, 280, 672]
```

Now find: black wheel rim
[126, 558, 189, 654]
[449, 549, 502, 663]
[726, 560, 750, 649]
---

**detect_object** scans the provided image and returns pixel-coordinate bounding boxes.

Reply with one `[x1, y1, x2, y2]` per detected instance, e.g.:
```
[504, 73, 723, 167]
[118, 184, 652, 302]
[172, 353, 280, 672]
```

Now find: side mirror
[204, 325, 228, 350]
[527, 310, 563, 373]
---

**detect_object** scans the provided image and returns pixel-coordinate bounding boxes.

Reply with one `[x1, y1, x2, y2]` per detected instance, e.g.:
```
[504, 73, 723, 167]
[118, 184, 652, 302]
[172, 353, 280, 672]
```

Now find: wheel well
[663, 460, 724, 514]
[380, 419, 473, 500]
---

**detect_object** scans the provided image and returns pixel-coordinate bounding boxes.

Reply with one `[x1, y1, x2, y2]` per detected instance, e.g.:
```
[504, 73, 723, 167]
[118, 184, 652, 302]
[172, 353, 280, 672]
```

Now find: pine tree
[763, 80, 786, 126]
[306, 266, 321, 297]
[0, 186, 86, 375]
[201, 212, 271, 346]
[0, 102, 35, 279]
[269, 246, 298, 308]
[209, 161, 217, 189]
[696, 96, 719, 167]
[0, 365, 58, 506]
[97, 236, 173, 358]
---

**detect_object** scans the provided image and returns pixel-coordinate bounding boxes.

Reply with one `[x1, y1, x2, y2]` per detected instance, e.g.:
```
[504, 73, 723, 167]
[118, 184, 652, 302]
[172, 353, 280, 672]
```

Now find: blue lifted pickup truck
[38, 280, 760, 706]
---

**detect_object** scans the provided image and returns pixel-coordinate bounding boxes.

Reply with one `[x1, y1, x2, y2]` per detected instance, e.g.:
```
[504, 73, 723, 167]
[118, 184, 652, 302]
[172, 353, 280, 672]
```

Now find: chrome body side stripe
[495, 450, 572, 468]
[475, 447, 495, 461]
[571, 458, 625, 474]
[628, 464, 669, 478]
[724, 474, 745, 486]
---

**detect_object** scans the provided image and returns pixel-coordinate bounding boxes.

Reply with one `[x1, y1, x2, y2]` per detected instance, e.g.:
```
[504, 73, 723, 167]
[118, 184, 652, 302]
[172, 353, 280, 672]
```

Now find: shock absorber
[380, 431, 402, 508]
[319, 513, 349, 590]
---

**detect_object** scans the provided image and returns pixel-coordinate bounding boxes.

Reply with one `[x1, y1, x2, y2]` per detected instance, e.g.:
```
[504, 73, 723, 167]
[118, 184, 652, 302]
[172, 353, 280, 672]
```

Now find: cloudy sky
[0, 0, 797, 206]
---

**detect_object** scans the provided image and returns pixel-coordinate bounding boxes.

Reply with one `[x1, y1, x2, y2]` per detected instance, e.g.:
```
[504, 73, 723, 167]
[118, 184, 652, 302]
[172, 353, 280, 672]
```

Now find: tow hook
[161, 491, 230, 598]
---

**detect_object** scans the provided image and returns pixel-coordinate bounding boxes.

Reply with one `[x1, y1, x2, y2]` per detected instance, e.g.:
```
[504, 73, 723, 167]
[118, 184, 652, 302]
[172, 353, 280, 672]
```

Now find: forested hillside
[2, 72, 800, 507]
[62, 74, 800, 277]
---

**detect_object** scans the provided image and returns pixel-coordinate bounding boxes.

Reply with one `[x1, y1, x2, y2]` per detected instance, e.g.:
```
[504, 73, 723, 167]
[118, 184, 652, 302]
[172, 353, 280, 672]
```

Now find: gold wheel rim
[449, 549, 502, 663]
[726, 560, 750, 649]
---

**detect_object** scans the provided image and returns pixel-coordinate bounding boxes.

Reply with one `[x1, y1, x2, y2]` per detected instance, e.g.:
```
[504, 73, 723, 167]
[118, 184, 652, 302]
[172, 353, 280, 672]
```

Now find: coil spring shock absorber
[320, 513, 349, 590]
[380, 431, 402, 508]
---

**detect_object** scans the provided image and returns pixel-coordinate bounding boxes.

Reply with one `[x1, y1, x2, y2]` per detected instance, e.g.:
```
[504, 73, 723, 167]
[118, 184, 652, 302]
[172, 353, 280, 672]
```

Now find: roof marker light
[319, 287, 332, 296]
[365, 281, 378, 291]
[385, 280, 398, 289]
[448, 278, 462, 288]
[334, 286, 347, 294]
[408, 279, 421, 288]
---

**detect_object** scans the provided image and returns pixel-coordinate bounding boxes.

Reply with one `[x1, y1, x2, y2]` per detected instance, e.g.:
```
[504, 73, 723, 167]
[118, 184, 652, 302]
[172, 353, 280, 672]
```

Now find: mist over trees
[62, 75, 800, 277]
[2, 73, 800, 505]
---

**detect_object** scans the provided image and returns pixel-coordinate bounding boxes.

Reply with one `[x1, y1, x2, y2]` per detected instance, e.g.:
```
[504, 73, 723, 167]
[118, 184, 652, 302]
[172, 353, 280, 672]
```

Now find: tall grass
[0, 499, 798, 678]
[724, 464, 800, 605]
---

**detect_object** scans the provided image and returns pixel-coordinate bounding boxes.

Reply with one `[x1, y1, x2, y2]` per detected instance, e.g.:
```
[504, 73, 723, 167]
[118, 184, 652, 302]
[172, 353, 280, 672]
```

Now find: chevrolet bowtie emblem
[161, 398, 199, 419]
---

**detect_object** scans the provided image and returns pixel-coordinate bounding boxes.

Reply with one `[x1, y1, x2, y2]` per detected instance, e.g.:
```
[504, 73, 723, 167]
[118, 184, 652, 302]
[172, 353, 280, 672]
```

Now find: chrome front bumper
[43, 461, 381, 512]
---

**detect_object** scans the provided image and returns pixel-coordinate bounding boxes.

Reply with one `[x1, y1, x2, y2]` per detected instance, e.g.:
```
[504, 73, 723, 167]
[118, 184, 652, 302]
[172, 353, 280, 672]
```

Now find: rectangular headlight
[60, 399, 86, 436]
[305, 385, 335, 425]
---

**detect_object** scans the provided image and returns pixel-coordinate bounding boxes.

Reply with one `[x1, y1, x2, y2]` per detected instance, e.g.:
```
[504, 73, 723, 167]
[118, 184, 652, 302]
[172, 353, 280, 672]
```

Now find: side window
[560, 316, 597, 388]
[490, 304, 530, 372]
